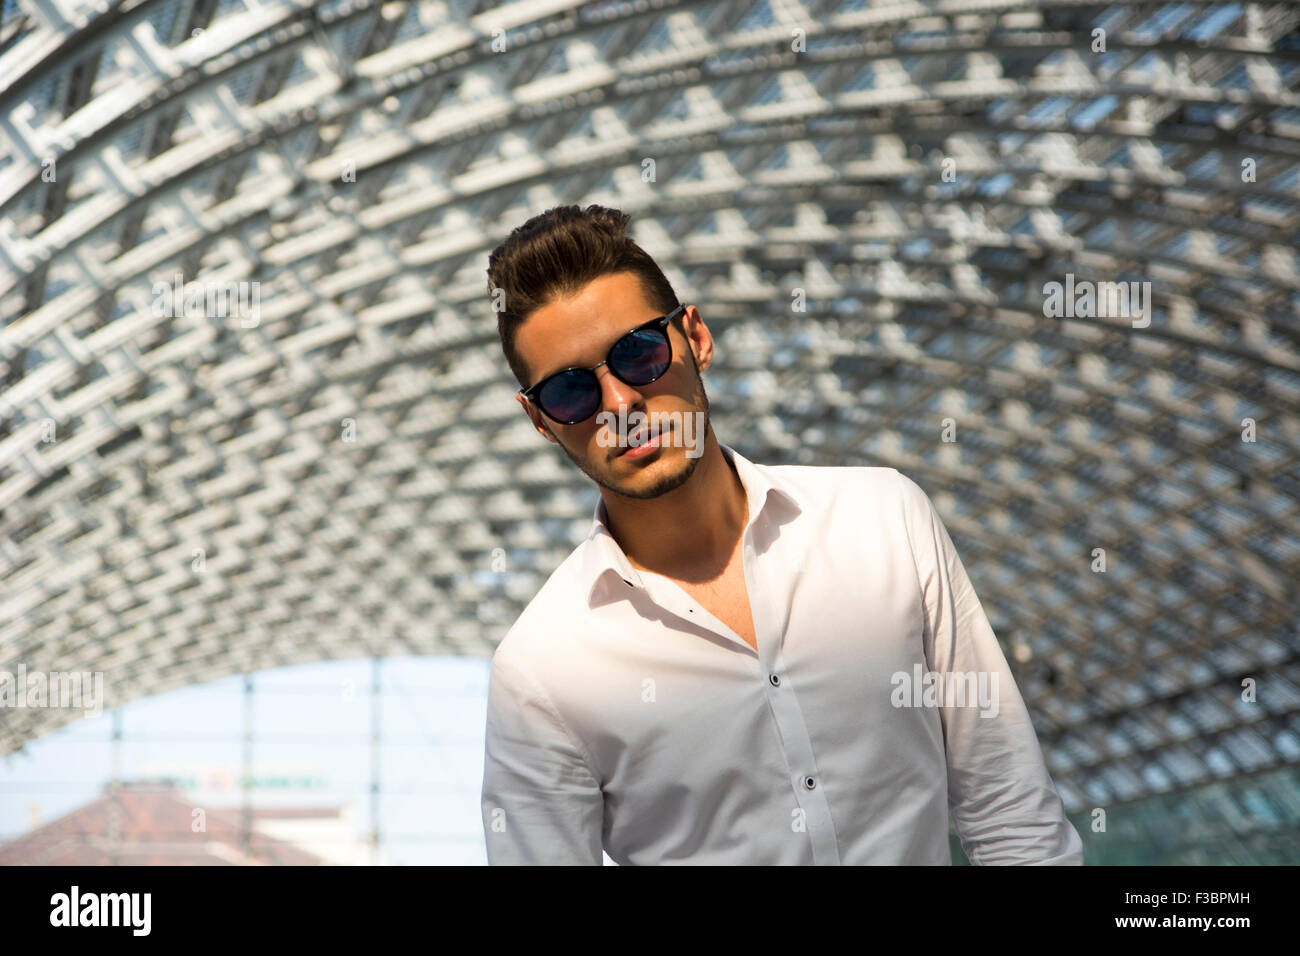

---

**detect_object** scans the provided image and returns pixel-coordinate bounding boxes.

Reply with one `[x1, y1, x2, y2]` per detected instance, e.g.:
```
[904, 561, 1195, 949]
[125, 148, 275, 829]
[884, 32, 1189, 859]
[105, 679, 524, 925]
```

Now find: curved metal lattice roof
[1, 0, 1299, 818]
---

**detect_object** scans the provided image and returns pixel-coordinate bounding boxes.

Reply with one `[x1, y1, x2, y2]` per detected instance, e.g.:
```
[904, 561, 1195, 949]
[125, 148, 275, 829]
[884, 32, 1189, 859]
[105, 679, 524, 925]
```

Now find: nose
[594, 364, 644, 415]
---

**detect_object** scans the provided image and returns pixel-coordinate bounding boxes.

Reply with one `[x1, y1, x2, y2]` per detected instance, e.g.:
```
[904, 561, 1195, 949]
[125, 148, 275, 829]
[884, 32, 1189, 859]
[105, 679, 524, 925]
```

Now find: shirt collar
[581, 442, 801, 607]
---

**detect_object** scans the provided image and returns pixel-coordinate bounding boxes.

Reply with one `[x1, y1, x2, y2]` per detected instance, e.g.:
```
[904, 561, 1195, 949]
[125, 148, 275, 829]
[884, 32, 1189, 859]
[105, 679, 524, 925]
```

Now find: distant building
[0, 781, 378, 865]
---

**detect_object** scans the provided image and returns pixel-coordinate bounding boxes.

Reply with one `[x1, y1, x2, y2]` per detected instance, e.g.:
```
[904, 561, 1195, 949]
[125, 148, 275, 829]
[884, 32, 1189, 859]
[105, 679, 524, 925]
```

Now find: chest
[566, 508, 941, 863]
[671, 559, 758, 651]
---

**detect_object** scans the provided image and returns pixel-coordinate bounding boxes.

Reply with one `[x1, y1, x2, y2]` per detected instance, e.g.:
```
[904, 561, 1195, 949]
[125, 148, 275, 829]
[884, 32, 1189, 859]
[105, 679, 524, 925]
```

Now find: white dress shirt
[480, 443, 1084, 865]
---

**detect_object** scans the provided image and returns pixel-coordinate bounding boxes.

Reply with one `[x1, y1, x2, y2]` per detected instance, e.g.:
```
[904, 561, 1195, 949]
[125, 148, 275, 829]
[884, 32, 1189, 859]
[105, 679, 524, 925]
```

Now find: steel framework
[1, 0, 1298, 821]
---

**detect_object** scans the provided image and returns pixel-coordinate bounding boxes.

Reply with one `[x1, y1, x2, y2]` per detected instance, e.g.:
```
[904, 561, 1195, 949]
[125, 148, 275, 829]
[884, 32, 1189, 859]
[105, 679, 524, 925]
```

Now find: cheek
[570, 423, 606, 457]
[653, 355, 694, 393]
[670, 361, 704, 401]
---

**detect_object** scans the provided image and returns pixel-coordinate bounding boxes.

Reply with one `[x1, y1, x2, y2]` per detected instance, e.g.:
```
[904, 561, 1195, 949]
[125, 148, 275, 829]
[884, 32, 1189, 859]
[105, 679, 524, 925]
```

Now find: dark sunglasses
[519, 304, 686, 424]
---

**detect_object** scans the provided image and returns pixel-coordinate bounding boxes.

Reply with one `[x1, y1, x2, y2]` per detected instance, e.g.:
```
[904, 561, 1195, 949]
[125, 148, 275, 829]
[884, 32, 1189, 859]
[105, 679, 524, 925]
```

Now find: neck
[601, 430, 748, 581]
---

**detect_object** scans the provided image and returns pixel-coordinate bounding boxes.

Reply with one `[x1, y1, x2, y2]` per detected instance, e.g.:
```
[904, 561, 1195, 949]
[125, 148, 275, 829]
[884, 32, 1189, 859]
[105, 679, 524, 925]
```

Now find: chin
[599, 448, 699, 500]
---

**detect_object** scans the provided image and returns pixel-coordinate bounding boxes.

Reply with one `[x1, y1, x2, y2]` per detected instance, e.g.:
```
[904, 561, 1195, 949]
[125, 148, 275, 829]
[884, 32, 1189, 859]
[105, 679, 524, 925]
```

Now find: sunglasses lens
[537, 369, 600, 423]
[609, 328, 671, 385]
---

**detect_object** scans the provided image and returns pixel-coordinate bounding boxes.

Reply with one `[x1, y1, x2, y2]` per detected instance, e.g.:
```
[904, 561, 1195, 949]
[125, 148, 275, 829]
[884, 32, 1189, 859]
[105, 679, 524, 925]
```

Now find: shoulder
[752, 458, 944, 561]
[755, 458, 922, 515]
[489, 537, 593, 676]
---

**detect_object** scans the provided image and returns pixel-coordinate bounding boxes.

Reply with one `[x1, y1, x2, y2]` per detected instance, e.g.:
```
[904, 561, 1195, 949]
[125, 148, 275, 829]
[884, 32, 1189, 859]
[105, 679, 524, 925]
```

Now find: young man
[479, 204, 1083, 865]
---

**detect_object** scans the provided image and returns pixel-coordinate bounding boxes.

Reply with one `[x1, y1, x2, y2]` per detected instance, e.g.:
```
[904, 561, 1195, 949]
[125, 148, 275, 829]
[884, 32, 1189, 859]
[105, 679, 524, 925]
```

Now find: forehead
[516, 272, 657, 381]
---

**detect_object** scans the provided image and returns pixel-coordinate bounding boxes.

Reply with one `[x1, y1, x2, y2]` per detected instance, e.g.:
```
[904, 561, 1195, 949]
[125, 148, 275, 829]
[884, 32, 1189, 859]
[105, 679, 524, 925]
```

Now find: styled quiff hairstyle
[486, 204, 683, 388]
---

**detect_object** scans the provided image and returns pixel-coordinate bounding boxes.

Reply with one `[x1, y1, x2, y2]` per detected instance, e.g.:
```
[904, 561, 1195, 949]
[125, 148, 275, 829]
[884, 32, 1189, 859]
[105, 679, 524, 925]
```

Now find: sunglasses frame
[519, 304, 687, 424]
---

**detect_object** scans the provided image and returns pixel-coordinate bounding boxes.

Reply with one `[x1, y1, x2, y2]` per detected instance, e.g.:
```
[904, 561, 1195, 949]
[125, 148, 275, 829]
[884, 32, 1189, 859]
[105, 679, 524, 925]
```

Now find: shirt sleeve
[897, 471, 1084, 865]
[480, 648, 605, 865]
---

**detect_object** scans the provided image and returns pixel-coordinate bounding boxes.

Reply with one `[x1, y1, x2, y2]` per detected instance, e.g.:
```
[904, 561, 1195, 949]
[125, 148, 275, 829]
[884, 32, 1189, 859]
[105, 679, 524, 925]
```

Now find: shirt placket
[743, 521, 842, 866]
[640, 512, 842, 865]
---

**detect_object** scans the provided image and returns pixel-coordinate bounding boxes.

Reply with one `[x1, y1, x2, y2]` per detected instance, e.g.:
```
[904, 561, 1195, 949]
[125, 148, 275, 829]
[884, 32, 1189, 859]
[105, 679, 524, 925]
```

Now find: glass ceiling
[0, 0, 1298, 820]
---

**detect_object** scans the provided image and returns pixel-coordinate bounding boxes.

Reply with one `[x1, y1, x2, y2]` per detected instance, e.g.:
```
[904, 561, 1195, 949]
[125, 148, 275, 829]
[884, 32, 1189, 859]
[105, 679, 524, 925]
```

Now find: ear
[518, 393, 559, 444]
[682, 305, 714, 373]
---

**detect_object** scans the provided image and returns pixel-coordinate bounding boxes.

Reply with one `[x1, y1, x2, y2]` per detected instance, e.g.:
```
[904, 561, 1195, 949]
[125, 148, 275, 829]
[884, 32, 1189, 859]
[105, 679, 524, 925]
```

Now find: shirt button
[769, 673, 780, 686]
[803, 775, 816, 790]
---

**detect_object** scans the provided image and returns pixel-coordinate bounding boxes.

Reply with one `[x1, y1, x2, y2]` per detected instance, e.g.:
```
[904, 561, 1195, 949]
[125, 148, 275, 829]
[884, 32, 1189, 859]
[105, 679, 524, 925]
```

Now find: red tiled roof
[0, 783, 340, 865]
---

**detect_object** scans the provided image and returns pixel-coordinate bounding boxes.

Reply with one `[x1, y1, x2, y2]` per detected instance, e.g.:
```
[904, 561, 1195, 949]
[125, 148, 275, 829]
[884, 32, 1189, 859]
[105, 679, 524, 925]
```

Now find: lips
[617, 421, 672, 457]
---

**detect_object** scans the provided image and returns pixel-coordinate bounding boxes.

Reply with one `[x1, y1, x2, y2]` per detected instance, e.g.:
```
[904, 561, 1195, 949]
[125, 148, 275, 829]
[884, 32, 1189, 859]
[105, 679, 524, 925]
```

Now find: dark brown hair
[486, 204, 682, 387]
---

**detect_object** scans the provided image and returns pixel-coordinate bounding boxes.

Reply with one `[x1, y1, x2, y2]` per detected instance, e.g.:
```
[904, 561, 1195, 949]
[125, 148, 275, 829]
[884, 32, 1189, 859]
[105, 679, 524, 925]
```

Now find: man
[479, 203, 1084, 865]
